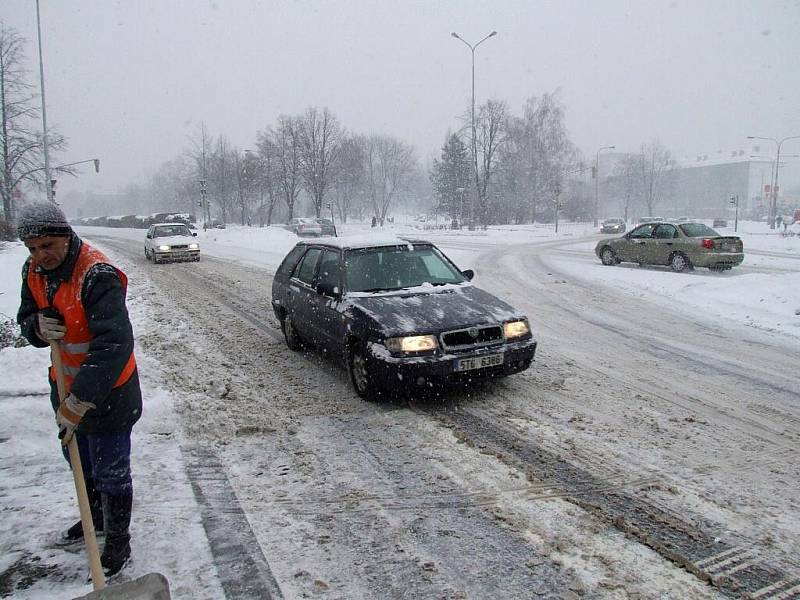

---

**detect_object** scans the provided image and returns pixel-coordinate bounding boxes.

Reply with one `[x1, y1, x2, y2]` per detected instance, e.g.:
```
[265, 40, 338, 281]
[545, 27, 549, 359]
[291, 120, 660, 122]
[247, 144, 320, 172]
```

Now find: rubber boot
[100, 493, 132, 576]
[62, 478, 104, 542]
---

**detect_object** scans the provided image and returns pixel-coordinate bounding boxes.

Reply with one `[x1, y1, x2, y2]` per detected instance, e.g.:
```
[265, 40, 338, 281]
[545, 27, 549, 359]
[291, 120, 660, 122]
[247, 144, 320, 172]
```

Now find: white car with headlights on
[144, 223, 200, 263]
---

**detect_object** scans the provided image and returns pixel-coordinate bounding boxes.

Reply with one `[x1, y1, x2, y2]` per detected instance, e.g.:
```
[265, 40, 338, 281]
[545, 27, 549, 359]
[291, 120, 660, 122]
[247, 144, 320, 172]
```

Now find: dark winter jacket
[17, 234, 142, 433]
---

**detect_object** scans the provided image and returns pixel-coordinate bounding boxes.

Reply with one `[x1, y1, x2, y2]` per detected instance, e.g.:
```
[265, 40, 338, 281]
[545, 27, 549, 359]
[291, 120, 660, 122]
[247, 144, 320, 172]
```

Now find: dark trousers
[62, 428, 133, 496]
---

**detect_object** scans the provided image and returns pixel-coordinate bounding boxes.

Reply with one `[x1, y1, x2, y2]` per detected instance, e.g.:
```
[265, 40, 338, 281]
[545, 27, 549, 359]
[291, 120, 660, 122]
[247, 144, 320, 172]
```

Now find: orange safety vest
[27, 242, 137, 394]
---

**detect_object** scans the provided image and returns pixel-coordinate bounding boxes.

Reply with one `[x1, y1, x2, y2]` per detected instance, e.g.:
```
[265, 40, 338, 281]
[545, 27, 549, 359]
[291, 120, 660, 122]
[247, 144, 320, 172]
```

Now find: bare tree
[296, 107, 343, 217]
[1, 25, 68, 226]
[364, 134, 416, 224]
[473, 99, 509, 227]
[265, 115, 302, 222]
[638, 140, 677, 217]
[611, 154, 644, 222]
[331, 134, 366, 223]
[496, 92, 575, 224]
[233, 149, 253, 225]
[253, 137, 280, 226]
[207, 135, 237, 223]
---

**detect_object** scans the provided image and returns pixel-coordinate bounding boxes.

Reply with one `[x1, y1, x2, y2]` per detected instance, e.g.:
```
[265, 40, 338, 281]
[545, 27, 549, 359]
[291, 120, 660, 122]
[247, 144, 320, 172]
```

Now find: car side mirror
[317, 282, 340, 298]
[462, 269, 475, 281]
[146, 234, 152, 239]
[192, 232, 197, 237]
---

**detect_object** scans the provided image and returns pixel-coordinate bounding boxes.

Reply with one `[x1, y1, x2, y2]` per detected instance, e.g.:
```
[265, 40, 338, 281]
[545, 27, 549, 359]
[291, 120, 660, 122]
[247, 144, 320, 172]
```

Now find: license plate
[454, 353, 504, 372]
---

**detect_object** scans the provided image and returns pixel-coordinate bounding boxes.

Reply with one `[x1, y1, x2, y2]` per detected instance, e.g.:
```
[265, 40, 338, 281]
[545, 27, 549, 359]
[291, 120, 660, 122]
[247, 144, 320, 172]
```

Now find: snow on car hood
[346, 283, 525, 336]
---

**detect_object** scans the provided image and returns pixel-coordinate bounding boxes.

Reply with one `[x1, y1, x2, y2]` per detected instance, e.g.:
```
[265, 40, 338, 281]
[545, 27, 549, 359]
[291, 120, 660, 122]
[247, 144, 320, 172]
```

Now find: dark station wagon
[271, 236, 537, 399]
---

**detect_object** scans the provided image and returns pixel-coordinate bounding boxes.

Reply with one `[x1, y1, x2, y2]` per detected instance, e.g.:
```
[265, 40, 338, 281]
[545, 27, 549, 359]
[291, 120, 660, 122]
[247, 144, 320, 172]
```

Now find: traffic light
[50, 179, 57, 200]
[591, 166, 597, 179]
[93, 159, 100, 173]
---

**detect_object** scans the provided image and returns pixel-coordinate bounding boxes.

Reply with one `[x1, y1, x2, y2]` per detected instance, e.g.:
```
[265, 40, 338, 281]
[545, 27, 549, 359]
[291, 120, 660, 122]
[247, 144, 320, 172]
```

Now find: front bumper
[368, 337, 537, 389]
[154, 249, 200, 262]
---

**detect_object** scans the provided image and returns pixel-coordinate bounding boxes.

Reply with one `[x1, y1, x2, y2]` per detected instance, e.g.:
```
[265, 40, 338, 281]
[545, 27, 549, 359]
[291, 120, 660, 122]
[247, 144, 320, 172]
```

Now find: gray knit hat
[16, 202, 73, 240]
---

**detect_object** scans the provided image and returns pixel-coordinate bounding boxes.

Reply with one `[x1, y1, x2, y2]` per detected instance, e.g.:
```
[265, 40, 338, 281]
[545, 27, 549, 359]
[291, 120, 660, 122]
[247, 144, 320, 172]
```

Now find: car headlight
[157, 245, 171, 251]
[503, 319, 530, 339]
[385, 335, 438, 353]
[188, 243, 199, 250]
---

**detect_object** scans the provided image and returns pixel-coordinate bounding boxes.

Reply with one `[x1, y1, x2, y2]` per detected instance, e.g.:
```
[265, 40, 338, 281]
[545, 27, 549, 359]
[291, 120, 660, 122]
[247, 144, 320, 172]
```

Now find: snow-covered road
[1, 221, 798, 599]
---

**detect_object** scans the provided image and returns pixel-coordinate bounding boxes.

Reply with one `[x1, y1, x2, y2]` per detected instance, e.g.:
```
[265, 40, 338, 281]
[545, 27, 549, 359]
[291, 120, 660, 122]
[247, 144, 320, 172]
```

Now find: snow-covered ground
[0, 219, 798, 598]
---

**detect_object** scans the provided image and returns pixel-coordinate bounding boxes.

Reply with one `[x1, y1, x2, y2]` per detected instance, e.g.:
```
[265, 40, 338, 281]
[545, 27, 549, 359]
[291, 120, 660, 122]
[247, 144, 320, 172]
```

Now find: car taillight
[701, 239, 715, 249]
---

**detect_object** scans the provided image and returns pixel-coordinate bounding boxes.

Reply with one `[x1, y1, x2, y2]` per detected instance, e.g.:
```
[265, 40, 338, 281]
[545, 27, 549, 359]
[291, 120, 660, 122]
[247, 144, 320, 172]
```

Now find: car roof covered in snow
[294, 234, 431, 250]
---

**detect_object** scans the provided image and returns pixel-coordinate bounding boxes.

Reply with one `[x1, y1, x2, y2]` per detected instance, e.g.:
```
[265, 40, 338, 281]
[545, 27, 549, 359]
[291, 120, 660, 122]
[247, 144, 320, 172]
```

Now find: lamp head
[451, 32, 460, 38]
[489, 31, 497, 37]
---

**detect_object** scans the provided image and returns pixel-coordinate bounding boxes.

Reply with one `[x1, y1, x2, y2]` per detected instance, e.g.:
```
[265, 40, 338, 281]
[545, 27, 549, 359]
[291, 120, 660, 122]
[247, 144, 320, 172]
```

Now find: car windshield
[154, 225, 191, 237]
[679, 223, 719, 237]
[344, 245, 465, 292]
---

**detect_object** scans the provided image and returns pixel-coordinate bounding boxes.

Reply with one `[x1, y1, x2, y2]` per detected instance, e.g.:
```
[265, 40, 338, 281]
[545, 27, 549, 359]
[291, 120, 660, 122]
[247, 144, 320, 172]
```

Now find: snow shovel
[49, 342, 171, 600]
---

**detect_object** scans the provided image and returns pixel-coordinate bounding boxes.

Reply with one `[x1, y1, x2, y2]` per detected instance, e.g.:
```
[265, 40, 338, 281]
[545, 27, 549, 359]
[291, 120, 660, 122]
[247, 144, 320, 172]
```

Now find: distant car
[315, 218, 337, 236]
[208, 219, 226, 229]
[600, 218, 626, 234]
[712, 218, 728, 228]
[595, 221, 743, 272]
[271, 237, 537, 400]
[145, 223, 200, 263]
[288, 217, 323, 237]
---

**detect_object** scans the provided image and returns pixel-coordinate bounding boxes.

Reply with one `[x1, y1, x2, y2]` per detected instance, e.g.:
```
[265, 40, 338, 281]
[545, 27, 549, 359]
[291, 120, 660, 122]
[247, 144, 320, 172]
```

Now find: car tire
[348, 342, 379, 401]
[600, 246, 618, 266]
[669, 252, 690, 273]
[282, 314, 302, 351]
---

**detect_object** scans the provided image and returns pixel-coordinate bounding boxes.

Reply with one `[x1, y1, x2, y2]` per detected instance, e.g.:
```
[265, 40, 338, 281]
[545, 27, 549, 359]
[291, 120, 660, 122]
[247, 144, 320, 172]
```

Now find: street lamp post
[593, 145, 615, 227]
[748, 135, 800, 229]
[451, 30, 497, 230]
[35, 0, 53, 202]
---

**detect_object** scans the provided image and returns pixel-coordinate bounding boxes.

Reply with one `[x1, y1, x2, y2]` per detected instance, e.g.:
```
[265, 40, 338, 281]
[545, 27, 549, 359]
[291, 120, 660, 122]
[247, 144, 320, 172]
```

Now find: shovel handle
[50, 342, 106, 590]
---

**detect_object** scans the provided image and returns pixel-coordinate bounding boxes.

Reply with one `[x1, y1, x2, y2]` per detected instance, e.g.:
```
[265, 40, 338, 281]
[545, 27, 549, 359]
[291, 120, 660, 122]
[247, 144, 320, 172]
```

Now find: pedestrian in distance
[16, 203, 141, 577]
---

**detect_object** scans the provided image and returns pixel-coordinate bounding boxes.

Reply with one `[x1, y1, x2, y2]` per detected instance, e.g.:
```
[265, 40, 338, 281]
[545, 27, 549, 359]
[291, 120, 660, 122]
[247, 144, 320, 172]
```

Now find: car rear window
[294, 248, 322, 284]
[679, 223, 718, 237]
[277, 245, 307, 277]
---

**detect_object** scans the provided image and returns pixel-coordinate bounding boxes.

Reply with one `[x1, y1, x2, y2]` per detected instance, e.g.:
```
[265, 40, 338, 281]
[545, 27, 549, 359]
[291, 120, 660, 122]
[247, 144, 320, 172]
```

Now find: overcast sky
[4, 0, 800, 199]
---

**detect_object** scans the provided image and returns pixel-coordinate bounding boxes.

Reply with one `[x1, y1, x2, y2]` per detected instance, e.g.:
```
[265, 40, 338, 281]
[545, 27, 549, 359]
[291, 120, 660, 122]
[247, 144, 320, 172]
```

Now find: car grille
[441, 325, 503, 351]
[170, 245, 189, 250]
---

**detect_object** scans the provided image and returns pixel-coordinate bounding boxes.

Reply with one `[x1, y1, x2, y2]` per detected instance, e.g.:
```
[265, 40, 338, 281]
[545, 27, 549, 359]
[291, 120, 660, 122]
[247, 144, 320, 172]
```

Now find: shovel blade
[72, 572, 170, 600]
